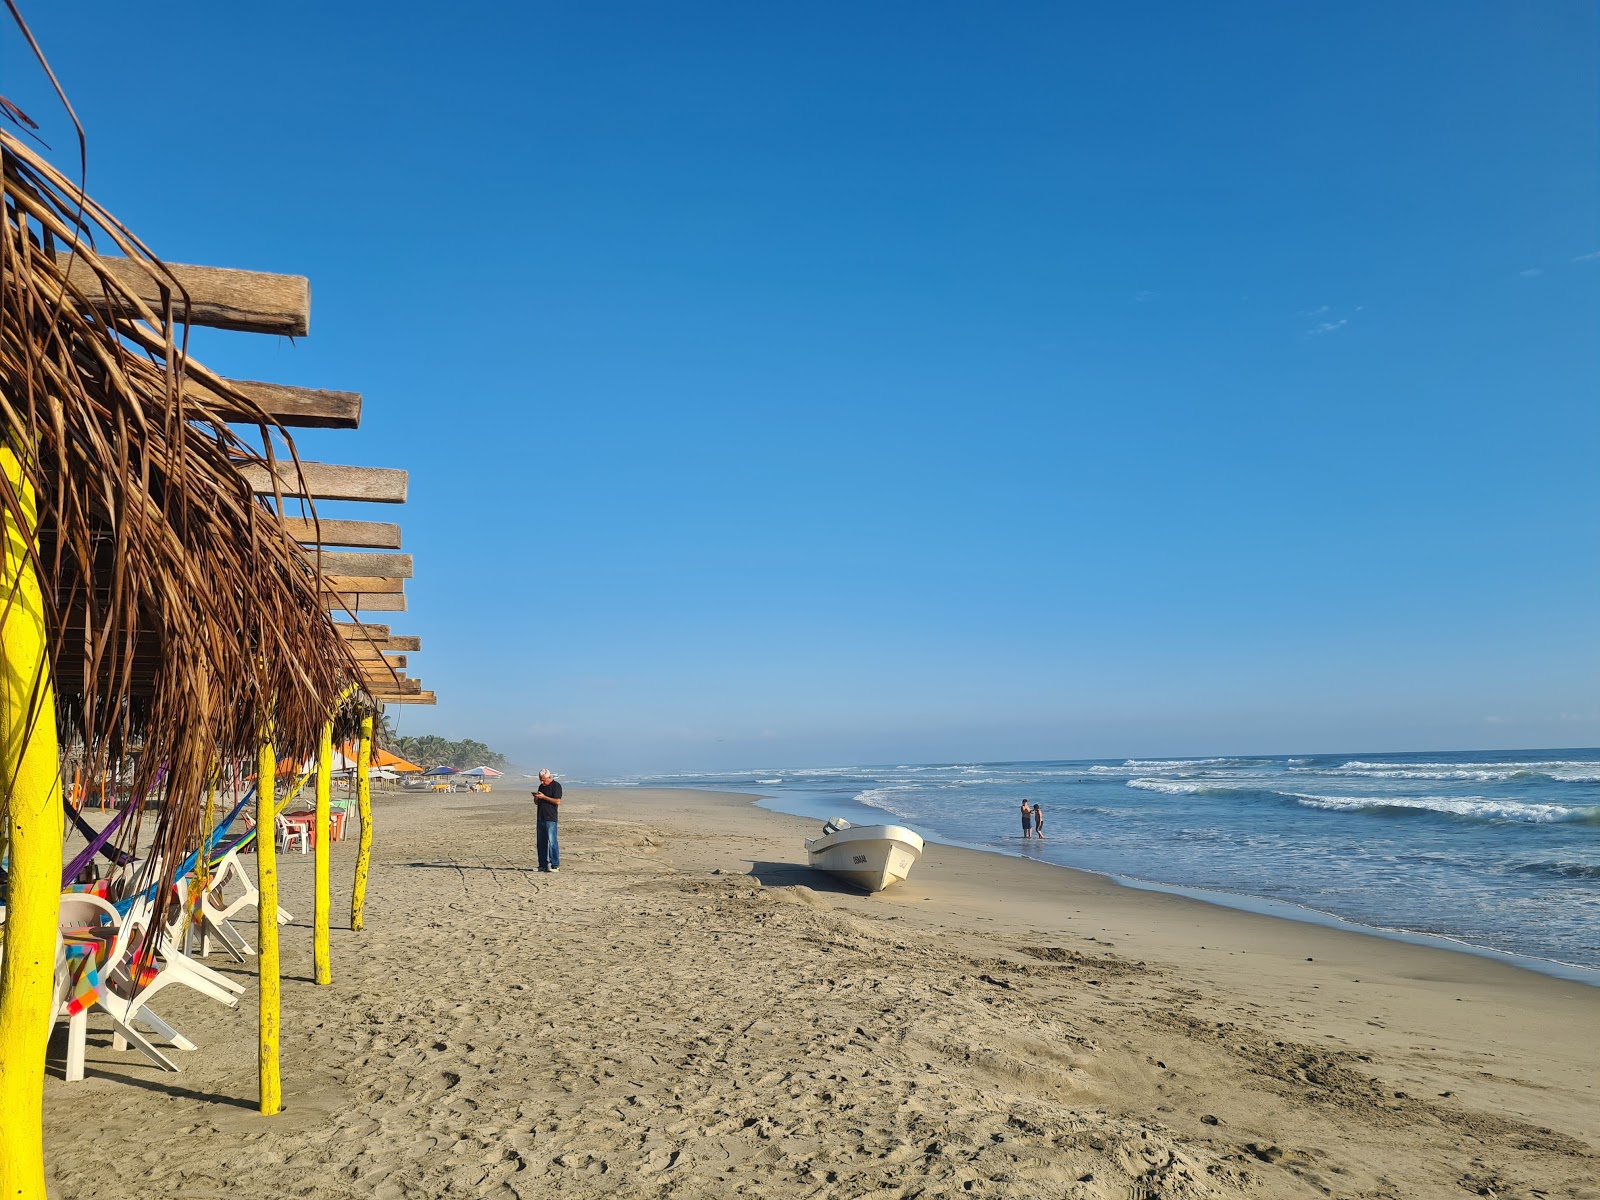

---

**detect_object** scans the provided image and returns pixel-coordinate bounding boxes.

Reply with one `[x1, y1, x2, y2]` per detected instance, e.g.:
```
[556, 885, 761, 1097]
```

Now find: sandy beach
[43, 787, 1599, 1199]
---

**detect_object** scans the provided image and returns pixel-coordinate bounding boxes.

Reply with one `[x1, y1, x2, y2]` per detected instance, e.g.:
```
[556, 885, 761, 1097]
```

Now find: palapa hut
[0, 38, 407, 1198]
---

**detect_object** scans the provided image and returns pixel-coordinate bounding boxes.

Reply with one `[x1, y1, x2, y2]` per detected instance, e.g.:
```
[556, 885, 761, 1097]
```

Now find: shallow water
[604, 749, 1600, 973]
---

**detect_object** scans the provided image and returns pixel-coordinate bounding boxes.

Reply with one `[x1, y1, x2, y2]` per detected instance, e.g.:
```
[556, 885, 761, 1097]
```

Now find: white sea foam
[853, 786, 921, 818]
[1126, 778, 1211, 794]
[1091, 758, 1230, 775]
[1305, 759, 1600, 782]
[1288, 793, 1594, 823]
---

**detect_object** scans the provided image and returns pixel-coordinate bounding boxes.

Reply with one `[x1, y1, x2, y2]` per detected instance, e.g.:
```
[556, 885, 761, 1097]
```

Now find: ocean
[604, 749, 1600, 981]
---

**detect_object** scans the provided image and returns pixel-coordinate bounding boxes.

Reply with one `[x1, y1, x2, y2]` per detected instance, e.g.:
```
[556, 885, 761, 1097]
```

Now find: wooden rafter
[193, 379, 361, 429]
[57, 251, 311, 336]
[281, 518, 401, 549]
[296, 551, 412, 578]
[323, 592, 405, 613]
[322, 575, 404, 595]
[332, 624, 421, 652]
[376, 691, 436, 706]
[242, 462, 408, 504]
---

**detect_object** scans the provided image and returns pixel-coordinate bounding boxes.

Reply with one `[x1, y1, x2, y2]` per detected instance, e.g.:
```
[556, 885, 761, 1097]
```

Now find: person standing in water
[1032, 801, 1044, 840]
[1020, 798, 1033, 838]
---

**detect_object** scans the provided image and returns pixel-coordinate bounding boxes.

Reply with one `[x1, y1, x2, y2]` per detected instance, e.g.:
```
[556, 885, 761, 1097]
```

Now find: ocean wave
[1300, 759, 1600, 783]
[1288, 793, 1596, 824]
[853, 786, 921, 818]
[1091, 758, 1232, 775]
[1512, 860, 1600, 881]
[1125, 778, 1213, 794]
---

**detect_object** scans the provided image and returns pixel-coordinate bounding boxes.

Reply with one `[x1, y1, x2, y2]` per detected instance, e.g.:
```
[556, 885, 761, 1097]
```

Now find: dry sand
[42, 786, 1600, 1199]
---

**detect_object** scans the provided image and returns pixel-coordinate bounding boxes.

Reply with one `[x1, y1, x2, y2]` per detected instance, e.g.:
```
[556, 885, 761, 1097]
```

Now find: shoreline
[654, 782, 1600, 987]
[44, 783, 1599, 1199]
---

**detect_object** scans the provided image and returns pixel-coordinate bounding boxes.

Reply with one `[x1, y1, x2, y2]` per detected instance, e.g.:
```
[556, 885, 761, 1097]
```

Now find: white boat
[804, 818, 924, 893]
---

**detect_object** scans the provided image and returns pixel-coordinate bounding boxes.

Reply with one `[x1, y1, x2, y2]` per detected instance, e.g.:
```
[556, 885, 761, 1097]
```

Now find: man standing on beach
[1020, 798, 1033, 838]
[535, 770, 563, 872]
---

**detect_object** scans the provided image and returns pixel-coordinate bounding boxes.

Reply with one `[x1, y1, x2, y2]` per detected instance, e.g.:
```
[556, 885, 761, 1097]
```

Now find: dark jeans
[537, 819, 560, 870]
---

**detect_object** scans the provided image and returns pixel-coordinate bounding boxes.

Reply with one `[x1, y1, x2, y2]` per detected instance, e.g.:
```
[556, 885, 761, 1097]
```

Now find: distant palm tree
[374, 712, 399, 749]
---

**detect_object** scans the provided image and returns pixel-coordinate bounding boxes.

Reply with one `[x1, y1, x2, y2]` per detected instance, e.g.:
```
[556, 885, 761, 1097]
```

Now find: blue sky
[5, 3, 1597, 773]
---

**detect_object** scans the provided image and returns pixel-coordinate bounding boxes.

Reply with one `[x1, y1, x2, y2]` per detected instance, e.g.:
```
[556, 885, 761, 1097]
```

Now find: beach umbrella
[377, 748, 424, 773]
[422, 765, 459, 776]
[459, 766, 504, 777]
[341, 742, 423, 773]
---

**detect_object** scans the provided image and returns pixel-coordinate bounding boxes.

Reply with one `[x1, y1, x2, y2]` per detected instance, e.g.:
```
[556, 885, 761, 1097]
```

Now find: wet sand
[42, 786, 1599, 1199]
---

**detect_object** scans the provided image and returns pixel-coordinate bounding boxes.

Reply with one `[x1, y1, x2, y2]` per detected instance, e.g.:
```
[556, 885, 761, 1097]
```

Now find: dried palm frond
[1, 120, 369, 927]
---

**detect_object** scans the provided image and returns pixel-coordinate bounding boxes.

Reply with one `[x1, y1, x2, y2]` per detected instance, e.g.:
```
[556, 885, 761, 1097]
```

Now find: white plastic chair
[56, 894, 187, 1079]
[191, 839, 293, 960]
[276, 814, 310, 855]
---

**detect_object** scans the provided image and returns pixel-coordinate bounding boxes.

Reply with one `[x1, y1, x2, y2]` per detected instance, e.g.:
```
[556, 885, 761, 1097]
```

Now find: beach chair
[56, 893, 193, 1079]
[276, 814, 311, 854]
[192, 837, 292, 960]
[328, 794, 351, 841]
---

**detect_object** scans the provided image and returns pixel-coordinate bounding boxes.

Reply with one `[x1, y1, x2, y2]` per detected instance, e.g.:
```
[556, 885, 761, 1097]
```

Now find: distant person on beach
[1020, 799, 1033, 838]
[535, 770, 563, 872]
[1032, 802, 1044, 840]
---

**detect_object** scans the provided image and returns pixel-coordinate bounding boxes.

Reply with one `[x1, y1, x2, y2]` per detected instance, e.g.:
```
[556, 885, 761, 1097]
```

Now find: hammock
[109, 763, 316, 916]
[60, 763, 171, 882]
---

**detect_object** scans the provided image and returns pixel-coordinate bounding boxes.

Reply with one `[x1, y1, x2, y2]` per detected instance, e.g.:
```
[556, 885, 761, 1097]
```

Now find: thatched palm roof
[1, 121, 366, 891]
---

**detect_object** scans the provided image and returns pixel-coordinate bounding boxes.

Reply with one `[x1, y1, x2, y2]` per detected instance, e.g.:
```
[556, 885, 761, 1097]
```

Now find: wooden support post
[257, 737, 282, 1116]
[0, 446, 65, 1200]
[314, 721, 333, 985]
[191, 778, 218, 956]
[351, 715, 374, 932]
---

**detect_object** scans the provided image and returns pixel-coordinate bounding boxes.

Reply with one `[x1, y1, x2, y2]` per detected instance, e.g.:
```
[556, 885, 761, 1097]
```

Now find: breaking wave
[1288, 793, 1597, 824]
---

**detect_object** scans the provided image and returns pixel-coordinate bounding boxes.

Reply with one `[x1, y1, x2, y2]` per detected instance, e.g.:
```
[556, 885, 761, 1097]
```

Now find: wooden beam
[58, 252, 310, 336]
[243, 462, 408, 504]
[349, 656, 410, 672]
[322, 575, 404, 595]
[331, 624, 420, 653]
[282, 519, 401, 549]
[379, 692, 436, 706]
[323, 592, 406, 612]
[362, 677, 419, 694]
[297, 551, 412, 578]
[193, 379, 361, 429]
[342, 642, 408, 663]
[344, 640, 418, 657]
[333, 623, 390, 640]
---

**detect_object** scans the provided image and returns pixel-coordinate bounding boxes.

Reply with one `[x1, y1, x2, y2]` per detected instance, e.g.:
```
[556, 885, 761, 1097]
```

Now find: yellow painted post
[189, 777, 218, 954]
[313, 720, 333, 985]
[350, 714, 373, 932]
[256, 737, 282, 1116]
[0, 445, 65, 1200]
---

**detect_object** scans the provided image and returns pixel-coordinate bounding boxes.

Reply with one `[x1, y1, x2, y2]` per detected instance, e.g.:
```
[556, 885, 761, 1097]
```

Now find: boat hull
[805, 824, 924, 893]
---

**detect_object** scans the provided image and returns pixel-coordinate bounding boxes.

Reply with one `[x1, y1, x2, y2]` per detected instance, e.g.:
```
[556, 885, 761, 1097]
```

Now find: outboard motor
[821, 817, 853, 836]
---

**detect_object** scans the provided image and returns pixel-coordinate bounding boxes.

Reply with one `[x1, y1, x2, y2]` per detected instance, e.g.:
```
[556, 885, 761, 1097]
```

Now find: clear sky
[5, 3, 1597, 773]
